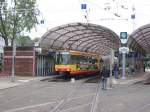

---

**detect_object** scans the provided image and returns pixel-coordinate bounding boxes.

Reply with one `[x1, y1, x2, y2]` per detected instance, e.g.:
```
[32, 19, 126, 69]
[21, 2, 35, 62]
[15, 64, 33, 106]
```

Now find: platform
[0, 72, 150, 112]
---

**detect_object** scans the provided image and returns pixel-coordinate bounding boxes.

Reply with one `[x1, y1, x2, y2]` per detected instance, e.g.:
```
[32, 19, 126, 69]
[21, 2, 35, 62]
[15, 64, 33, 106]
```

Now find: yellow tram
[55, 50, 102, 77]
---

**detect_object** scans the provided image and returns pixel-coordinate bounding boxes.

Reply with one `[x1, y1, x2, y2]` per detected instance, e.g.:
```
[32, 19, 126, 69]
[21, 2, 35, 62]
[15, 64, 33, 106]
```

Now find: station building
[1, 22, 150, 77]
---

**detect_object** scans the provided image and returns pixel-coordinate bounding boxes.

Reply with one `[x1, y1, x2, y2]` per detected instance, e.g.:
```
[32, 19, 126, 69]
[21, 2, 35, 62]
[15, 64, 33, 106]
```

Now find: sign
[35, 47, 42, 54]
[131, 14, 135, 19]
[81, 4, 87, 9]
[120, 32, 128, 39]
[119, 47, 129, 54]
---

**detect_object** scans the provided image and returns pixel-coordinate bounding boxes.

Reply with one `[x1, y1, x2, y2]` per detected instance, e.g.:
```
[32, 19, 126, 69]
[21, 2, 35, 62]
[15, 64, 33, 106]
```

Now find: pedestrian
[114, 64, 119, 79]
[101, 66, 110, 90]
[143, 63, 146, 72]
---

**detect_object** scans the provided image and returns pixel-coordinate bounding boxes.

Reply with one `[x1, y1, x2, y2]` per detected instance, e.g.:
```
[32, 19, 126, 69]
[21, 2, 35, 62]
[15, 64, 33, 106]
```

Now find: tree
[0, 0, 39, 46]
[16, 36, 34, 46]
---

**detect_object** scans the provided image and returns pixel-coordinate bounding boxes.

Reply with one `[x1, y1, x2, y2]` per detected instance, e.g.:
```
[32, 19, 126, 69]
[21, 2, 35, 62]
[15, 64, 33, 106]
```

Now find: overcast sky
[27, 0, 150, 39]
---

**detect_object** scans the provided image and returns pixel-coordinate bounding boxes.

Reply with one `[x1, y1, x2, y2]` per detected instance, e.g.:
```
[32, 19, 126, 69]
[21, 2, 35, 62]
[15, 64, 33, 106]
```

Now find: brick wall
[3, 47, 35, 76]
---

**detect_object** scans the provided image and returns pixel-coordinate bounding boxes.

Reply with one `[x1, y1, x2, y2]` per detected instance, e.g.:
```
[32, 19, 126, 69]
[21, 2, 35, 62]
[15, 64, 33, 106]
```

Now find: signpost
[81, 4, 87, 10]
[120, 32, 128, 44]
[120, 32, 128, 39]
[119, 31, 129, 79]
[119, 47, 129, 79]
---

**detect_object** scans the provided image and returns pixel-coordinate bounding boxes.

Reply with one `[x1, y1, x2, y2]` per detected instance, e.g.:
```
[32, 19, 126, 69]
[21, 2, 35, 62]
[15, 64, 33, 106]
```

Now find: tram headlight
[66, 68, 70, 71]
[55, 68, 58, 71]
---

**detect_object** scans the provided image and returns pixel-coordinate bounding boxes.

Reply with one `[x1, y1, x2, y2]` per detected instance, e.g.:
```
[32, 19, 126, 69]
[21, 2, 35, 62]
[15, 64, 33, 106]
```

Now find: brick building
[3, 47, 35, 76]
[2, 46, 54, 76]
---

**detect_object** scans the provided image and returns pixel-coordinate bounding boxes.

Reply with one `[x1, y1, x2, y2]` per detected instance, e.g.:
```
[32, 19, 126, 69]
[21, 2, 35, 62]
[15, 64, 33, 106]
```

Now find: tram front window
[56, 52, 70, 64]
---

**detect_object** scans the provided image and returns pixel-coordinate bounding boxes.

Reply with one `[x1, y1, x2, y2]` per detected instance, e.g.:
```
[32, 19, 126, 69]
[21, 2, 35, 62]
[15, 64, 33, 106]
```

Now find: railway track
[90, 78, 100, 112]
[49, 76, 101, 112]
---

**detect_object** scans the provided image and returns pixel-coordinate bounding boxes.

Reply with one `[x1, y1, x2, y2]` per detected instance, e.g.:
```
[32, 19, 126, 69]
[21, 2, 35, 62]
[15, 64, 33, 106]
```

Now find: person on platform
[114, 64, 119, 79]
[101, 66, 110, 90]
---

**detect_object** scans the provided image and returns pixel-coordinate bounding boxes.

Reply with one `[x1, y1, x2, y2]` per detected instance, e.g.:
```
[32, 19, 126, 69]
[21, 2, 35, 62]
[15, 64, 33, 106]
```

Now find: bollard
[71, 78, 75, 83]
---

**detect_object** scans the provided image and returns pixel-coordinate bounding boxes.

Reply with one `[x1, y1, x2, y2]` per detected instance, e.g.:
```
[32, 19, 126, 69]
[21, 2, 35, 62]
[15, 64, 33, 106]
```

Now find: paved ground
[0, 76, 51, 90]
[0, 72, 150, 112]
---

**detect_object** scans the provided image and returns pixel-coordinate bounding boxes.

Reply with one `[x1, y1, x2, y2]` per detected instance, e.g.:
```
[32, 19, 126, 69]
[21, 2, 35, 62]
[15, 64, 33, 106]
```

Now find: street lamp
[11, 38, 16, 82]
[109, 48, 114, 88]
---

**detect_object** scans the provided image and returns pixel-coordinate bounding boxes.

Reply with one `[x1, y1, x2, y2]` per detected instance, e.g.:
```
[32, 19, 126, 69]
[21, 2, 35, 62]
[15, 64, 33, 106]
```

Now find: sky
[27, 0, 150, 39]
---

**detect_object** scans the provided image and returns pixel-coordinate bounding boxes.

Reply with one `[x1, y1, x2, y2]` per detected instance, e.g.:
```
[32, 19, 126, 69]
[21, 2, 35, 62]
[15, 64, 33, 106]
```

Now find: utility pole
[11, 39, 16, 82]
[11, 0, 17, 82]
[109, 49, 114, 88]
[81, 0, 90, 23]
[122, 52, 126, 79]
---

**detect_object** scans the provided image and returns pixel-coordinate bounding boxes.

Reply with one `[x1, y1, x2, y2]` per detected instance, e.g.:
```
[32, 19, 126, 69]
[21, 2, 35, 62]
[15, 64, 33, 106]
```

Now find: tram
[54, 50, 102, 77]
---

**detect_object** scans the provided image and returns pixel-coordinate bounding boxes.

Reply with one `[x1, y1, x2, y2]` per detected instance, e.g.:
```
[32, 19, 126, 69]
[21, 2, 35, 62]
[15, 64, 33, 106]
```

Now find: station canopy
[127, 24, 150, 54]
[39, 22, 121, 56]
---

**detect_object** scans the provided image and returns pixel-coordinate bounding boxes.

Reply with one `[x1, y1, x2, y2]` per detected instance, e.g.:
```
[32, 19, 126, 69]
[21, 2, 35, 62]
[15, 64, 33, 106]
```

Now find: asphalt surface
[0, 75, 150, 112]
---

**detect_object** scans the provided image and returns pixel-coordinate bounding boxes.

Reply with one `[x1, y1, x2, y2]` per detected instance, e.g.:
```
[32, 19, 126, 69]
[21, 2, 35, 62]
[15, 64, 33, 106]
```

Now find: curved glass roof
[39, 22, 121, 55]
[127, 24, 150, 54]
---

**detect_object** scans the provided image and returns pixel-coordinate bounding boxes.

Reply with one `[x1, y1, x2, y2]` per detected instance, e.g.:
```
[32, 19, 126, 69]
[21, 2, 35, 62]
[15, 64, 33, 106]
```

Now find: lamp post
[11, 0, 17, 82]
[11, 38, 16, 82]
[109, 48, 114, 88]
[119, 47, 129, 79]
[122, 52, 126, 79]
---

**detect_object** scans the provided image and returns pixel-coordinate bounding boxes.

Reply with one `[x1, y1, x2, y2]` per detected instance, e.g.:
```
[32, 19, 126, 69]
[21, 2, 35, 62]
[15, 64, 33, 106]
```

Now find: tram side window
[55, 53, 62, 64]
[91, 57, 98, 64]
[70, 55, 86, 63]
[71, 55, 79, 64]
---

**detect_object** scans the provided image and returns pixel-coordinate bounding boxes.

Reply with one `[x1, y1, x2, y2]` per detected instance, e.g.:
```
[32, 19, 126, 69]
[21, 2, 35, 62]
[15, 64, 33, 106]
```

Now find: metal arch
[100, 25, 121, 45]
[129, 37, 146, 54]
[75, 40, 110, 51]
[90, 43, 111, 51]
[136, 28, 150, 51]
[74, 36, 109, 49]
[39, 24, 77, 45]
[68, 34, 110, 49]
[108, 31, 120, 48]
[51, 27, 105, 48]
[81, 22, 117, 38]
[67, 33, 111, 49]
[62, 30, 114, 49]
[44, 23, 83, 47]
[82, 40, 112, 52]
[92, 44, 110, 53]
[39, 22, 120, 54]
[59, 27, 108, 44]
[75, 38, 111, 51]
[94, 47, 110, 55]
[66, 36, 105, 50]
[88, 43, 111, 53]
[128, 24, 150, 54]
[78, 22, 120, 43]
[59, 30, 105, 48]
[51, 30, 79, 48]
[94, 46, 110, 53]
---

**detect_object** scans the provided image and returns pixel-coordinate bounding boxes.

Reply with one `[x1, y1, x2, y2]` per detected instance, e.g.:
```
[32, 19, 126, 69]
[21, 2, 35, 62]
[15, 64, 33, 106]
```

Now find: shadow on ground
[40, 75, 100, 83]
[134, 72, 150, 85]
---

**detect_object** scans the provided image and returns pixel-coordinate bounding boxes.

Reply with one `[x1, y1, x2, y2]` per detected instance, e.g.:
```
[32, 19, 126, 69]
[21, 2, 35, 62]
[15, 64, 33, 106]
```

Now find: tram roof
[39, 22, 121, 56]
[127, 24, 150, 54]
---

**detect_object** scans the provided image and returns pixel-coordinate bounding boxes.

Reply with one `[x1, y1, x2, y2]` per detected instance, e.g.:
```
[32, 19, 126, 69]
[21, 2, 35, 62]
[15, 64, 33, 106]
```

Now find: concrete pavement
[0, 72, 150, 112]
[0, 76, 50, 90]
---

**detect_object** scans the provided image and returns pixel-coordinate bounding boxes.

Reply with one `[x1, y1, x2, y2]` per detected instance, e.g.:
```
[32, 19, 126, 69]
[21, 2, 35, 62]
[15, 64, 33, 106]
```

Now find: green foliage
[0, 0, 39, 46]
[16, 36, 34, 46]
